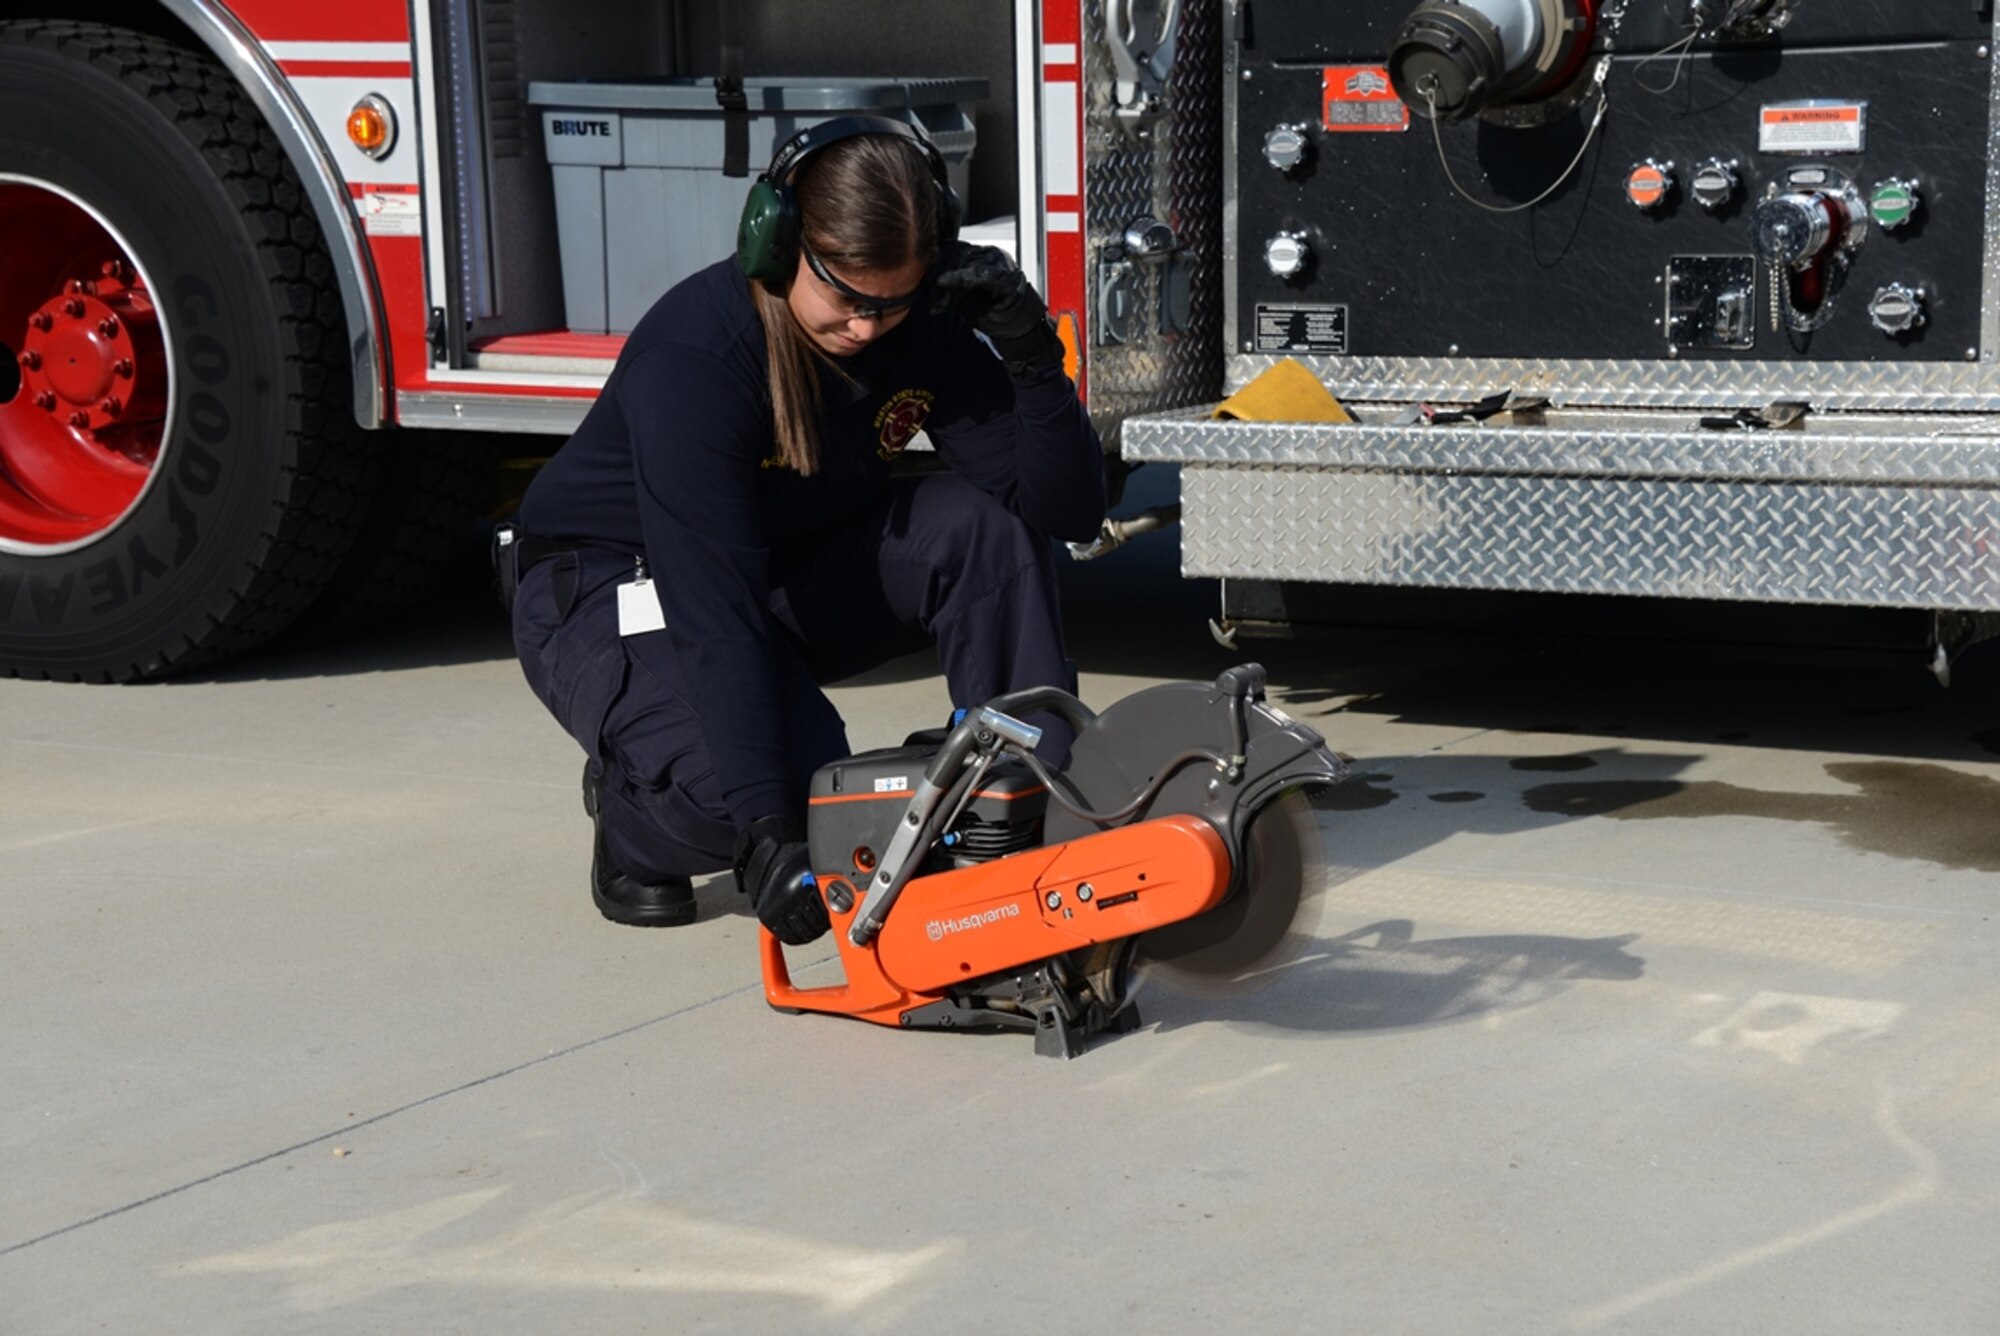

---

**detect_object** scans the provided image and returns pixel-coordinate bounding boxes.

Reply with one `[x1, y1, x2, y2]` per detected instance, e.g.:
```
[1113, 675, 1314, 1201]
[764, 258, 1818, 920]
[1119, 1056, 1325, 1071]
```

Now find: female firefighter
[505, 116, 1105, 943]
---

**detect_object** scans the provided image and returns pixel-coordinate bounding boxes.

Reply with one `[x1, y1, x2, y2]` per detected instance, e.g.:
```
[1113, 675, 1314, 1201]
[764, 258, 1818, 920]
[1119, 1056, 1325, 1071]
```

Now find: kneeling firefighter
[501, 116, 1106, 942]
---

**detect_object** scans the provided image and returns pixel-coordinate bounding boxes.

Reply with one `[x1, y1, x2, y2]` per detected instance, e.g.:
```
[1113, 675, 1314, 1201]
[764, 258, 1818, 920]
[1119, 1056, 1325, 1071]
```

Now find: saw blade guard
[1040, 663, 1348, 882]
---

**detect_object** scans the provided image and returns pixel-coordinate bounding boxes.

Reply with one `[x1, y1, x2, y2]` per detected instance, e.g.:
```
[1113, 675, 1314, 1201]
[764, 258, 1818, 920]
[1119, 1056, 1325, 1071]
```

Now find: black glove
[932, 242, 1064, 375]
[733, 815, 830, 945]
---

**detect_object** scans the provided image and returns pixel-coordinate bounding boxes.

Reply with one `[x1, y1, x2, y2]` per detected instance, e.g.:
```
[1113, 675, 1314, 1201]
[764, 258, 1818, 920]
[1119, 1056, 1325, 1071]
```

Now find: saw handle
[852, 704, 1047, 945]
[979, 684, 1100, 735]
[761, 887, 938, 1026]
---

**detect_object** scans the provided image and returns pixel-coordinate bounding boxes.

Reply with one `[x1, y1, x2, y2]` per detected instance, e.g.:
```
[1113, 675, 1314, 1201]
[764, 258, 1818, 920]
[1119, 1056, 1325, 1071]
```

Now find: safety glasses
[802, 243, 928, 321]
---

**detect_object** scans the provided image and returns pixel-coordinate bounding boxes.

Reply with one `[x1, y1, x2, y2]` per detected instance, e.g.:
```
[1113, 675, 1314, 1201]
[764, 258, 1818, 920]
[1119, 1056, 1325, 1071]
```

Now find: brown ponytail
[752, 282, 825, 474]
[749, 133, 945, 475]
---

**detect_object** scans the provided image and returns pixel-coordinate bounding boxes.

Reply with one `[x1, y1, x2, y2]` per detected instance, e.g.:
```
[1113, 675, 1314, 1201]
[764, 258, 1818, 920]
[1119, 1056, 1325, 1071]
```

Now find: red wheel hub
[1, 180, 171, 550]
[21, 266, 165, 439]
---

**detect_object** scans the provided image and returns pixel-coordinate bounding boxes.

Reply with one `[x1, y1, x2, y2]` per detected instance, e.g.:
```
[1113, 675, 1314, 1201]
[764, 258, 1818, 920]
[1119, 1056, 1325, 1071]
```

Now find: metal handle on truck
[1104, 0, 1180, 131]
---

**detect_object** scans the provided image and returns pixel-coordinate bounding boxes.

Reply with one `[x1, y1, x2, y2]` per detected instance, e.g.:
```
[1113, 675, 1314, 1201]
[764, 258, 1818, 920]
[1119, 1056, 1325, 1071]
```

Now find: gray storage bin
[530, 76, 987, 335]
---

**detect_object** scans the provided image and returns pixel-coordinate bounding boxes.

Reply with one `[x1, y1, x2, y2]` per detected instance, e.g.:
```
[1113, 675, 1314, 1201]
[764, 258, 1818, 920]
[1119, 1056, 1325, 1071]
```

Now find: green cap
[1869, 180, 1917, 230]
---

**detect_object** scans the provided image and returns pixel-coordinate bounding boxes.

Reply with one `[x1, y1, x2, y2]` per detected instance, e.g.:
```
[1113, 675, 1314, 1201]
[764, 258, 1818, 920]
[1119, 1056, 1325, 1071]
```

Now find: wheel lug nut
[67, 410, 91, 429]
[98, 316, 120, 338]
[33, 391, 56, 411]
[114, 358, 134, 378]
[18, 350, 39, 371]
[62, 297, 85, 318]
[100, 397, 124, 418]
[30, 312, 52, 331]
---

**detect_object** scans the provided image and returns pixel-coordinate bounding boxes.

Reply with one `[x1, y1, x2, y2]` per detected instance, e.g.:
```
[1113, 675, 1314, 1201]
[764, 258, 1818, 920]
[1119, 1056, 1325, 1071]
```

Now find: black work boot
[582, 766, 697, 927]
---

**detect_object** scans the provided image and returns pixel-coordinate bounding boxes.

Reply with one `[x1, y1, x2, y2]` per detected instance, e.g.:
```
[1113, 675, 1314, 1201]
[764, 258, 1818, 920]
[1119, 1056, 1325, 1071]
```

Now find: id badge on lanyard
[616, 556, 665, 636]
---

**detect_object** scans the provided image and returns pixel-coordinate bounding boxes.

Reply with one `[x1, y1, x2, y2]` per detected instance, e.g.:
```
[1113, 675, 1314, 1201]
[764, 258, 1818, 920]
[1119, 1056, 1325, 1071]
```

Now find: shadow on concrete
[166, 545, 518, 686]
[1259, 633, 2000, 770]
[1144, 918, 1647, 1038]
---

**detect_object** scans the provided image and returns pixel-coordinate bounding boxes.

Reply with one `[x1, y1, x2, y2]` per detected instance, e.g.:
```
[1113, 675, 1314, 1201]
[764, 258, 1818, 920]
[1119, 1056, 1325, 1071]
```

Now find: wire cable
[1632, 27, 1701, 93]
[1016, 744, 1229, 827]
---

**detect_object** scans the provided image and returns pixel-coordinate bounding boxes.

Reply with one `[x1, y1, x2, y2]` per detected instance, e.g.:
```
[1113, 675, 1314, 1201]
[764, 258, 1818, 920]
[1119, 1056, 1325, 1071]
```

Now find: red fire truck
[1, 0, 1210, 679]
[11, 0, 1996, 682]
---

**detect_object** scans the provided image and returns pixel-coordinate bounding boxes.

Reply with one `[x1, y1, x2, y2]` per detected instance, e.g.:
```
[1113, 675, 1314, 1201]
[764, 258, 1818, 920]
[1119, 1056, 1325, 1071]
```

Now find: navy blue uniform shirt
[518, 258, 1105, 829]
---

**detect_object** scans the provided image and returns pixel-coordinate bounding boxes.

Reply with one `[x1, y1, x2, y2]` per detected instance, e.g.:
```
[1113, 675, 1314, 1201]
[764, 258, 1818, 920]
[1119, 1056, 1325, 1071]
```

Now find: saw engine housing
[760, 664, 1348, 1057]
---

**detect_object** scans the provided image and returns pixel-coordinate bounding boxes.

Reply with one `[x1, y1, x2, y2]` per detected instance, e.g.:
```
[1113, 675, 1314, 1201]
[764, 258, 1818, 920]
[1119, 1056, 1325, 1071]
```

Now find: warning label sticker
[1256, 304, 1348, 355]
[359, 189, 421, 237]
[1758, 101, 1866, 155]
[1322, 66, 1409, 133]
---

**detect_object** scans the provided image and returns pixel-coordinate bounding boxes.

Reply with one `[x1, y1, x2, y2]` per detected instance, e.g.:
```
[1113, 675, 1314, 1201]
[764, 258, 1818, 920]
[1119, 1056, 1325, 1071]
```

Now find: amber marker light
[347, 94, 396, 159]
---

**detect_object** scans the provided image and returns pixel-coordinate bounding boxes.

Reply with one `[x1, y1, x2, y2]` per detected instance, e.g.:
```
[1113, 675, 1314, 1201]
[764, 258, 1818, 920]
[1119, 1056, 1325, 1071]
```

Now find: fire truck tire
[0, 21, 377, 681]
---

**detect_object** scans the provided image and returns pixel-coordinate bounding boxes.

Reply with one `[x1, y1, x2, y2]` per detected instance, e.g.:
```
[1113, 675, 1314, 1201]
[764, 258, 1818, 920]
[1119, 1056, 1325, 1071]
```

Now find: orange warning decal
[1763, 106, 1861, 124]
[1322, 66, 1409, 133]
[1758, 101, 1867, 154]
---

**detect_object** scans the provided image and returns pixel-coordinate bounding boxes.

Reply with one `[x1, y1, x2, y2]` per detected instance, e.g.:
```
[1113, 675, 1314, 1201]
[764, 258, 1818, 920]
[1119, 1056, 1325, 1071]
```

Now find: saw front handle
[846, 704, 1046, 946]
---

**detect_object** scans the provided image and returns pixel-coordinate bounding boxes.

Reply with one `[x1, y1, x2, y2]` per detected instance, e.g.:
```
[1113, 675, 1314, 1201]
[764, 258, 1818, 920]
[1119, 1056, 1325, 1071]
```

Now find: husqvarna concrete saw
[761, 664, 1348, 1057]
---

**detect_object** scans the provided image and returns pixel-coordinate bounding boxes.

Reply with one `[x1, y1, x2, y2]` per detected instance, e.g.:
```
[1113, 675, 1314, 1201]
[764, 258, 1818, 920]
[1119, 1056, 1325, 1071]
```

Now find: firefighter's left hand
[735, 815, 829, 945]
[933, 243, 1062, 372]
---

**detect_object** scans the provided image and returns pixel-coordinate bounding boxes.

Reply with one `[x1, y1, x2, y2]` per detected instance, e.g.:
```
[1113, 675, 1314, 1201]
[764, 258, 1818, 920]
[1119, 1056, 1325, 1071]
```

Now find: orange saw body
[758, 665, 1347, 1057]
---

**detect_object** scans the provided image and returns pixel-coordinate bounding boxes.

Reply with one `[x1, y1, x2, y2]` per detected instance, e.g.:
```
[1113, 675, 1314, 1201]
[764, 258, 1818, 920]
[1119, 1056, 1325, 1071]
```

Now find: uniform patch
[873, 388, 935, 461]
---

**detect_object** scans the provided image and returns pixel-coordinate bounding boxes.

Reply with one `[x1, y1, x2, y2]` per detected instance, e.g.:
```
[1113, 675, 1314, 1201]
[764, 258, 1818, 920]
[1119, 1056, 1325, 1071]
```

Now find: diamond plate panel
[1986, 35, 2000, 356]
[1124, 406, 2000, 485]
[1081, 0, 1224, 448]
[1179, 467, 2000, 610]
[1222, 354, 2000, 413]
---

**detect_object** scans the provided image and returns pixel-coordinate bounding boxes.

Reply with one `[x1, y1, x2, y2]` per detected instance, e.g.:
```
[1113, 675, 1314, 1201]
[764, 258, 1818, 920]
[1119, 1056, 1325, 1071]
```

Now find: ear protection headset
[736, 114, 962, 283]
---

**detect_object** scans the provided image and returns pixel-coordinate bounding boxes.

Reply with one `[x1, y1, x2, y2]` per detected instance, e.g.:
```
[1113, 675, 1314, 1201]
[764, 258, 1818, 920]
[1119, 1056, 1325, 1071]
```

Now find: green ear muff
[736, 179, 797, 282]
[735, 115, 960, 284]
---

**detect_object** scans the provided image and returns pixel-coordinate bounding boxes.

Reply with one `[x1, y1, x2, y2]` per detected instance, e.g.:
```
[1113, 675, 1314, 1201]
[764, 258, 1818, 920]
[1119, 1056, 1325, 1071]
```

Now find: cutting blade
[1135, 788, 1334, 994]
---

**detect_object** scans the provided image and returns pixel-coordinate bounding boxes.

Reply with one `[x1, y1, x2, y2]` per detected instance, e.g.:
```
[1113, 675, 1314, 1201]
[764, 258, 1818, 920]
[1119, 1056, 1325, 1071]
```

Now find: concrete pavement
[5, 482, 2000, 1333]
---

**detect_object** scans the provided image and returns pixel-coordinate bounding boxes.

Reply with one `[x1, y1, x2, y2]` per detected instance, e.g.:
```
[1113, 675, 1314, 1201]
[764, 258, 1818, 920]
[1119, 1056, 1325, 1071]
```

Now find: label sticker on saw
[1758, 101, 1866, 155]
[1322, 66, 1409, 133]
[1256, 303, 1348, 355]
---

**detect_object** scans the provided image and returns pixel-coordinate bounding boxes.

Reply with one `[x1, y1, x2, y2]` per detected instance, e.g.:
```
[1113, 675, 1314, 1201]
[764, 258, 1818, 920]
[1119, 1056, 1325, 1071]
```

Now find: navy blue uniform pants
[512, 472, 1073, 881]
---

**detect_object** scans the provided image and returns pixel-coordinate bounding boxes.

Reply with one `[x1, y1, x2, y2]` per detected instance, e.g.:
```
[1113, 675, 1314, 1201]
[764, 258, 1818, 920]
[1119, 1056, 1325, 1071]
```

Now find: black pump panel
[1248, 0, 1990, 63]
[1234, 0, 1994, 363]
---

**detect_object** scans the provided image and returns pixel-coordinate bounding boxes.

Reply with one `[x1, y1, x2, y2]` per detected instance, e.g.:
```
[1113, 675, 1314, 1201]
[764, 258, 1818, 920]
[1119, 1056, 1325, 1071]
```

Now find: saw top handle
[916, 703, 1049, 792]
[848, 700, 1058, 946]
[977, 683, 1101, 735]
